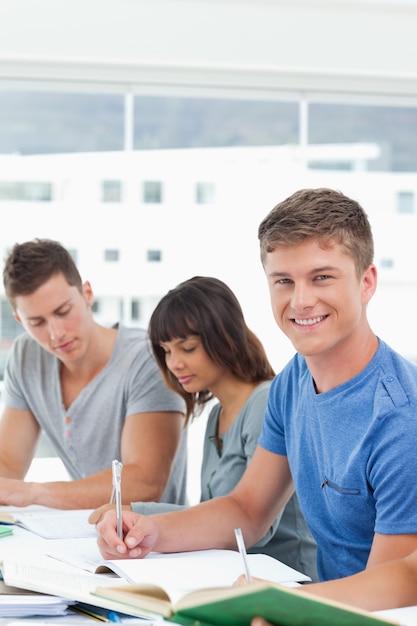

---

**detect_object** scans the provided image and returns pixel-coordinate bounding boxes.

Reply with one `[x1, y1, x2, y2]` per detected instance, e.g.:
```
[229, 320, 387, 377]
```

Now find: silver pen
[112, 459, 123, 539]
[234, 527, 252, 583]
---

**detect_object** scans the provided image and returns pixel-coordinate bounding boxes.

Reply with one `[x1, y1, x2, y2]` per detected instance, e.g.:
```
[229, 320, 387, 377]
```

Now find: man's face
[263, 237, 376, 363]
[13, 272, 94, 365]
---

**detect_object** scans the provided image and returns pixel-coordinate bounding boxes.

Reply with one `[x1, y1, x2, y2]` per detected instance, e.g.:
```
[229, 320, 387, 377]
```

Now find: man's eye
[30, 320, 44, 328]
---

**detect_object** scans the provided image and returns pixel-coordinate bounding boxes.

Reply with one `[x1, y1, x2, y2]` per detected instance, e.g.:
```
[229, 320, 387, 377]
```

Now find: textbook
[92, 580, 399, 626]
[0, 507, 96, 539]
[0, 550, 311, 620]
[0, 580, 73, 618]
[46, 543, 311, 585]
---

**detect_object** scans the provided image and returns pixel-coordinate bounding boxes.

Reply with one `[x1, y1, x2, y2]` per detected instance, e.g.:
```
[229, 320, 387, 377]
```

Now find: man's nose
[291, 283, 316, 311]
[47, 318, 65, 341]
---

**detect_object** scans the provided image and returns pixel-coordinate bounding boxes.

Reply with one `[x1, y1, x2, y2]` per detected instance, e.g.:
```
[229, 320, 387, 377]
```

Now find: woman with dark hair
[91, 276, 318, 581]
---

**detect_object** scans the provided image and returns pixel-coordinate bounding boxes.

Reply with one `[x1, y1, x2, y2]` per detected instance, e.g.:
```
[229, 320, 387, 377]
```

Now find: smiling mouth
[293, 315, 327, 326]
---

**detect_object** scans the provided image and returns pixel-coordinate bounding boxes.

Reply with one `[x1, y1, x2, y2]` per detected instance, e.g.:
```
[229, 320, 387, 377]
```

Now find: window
[309, 103, 417, 172]
[147, 249, 162, 262]
[397, 191, 415, 214]
[67, 249, 78, 264]
[0, 181, 52, 201]
[0, 91, 124, 153]
[102, 180, 122, 202]
[131, 299, 141, 321]
[143, 181, 162, 203]
[308, 161, 353, 171]
[196, 182, 215, 204]
[133, 96, 298, 149]
[104, 249, 120, 262]
[0, 298, 21, 341]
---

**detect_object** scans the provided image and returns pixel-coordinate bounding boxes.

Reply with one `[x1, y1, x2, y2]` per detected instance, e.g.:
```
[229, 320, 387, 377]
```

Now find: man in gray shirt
[0, 238, 187, 509]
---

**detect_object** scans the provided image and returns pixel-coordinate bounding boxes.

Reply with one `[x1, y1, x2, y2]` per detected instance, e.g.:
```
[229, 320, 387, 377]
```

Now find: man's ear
[13, 311, 22, 324]
[361, 264, 377, 305]
[82, 281, 94, 307]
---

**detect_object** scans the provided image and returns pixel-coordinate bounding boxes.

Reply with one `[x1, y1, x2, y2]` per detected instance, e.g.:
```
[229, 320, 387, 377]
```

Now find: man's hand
[96, 509, 159, 559]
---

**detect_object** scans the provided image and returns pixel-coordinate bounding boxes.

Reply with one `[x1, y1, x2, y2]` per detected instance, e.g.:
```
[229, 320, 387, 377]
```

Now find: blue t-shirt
[259, 339, 417, 581]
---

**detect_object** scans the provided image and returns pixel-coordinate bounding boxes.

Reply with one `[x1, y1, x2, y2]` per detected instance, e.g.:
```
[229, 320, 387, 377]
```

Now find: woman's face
[160, 335, 225, 393]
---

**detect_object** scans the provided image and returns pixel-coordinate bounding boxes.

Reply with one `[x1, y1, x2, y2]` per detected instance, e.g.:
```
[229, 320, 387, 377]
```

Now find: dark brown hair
[3, 238, 82, 309]
[149, 276, 275, 423]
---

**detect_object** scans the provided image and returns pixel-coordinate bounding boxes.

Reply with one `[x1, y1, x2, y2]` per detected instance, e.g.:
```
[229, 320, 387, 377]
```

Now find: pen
[107, 611, 122, 622]
[112, 459, 123, 539]
[234, 527, 252, 584]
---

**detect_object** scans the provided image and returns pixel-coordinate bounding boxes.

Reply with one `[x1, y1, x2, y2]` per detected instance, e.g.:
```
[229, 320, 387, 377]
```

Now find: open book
[0, 508, 96, 539]
[1, 549, 311, 620]
[92, 580, 399, 625]
[46, 541, 311, 585]
[1, 552, 397, 625]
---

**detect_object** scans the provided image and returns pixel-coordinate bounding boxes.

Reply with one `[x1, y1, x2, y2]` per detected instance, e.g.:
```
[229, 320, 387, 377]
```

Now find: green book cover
[95, 582, 397, 626]
[170, 585, 392, 626]
[168, 585, 398, 626]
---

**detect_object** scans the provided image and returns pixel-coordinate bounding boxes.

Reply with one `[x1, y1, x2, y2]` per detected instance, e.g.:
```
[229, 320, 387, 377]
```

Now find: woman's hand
[88, 503, 131, 525]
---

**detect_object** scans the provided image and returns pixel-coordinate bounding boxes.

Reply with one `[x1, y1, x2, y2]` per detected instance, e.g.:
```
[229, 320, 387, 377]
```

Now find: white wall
[1, 0, 417, 102]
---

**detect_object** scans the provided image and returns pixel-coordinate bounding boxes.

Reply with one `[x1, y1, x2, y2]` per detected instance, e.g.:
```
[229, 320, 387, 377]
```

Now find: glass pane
[397, 190, 415, 214]
[102, 180, 123, 202]
[0, 181, 52, 201]
[0, 91, 124, 154]
[134, 96, 298, 149]
[309, 103, 417, 172]
[143, 181, 163, 203]
[104, 249, 120, 262]
[196, 182, 215, 204]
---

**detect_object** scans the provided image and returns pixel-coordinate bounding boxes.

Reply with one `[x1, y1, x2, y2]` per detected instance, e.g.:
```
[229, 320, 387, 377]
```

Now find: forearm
[20, 468, 115, 509]
[148, 494, 261, 553]
[0, 463, 166, 509]
[301, 555, 417, 611]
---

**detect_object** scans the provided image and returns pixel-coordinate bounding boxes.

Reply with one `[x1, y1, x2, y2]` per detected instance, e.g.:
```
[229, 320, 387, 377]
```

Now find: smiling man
[94, 188, 417, 587]
[0, 238, 187, 510]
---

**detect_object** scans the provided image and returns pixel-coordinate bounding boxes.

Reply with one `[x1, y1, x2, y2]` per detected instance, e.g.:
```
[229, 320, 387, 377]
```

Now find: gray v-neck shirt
[3, 324, 187, 505]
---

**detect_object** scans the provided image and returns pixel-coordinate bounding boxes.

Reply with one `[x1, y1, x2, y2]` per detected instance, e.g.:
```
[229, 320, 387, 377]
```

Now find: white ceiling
[1, 0, 417, 103]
